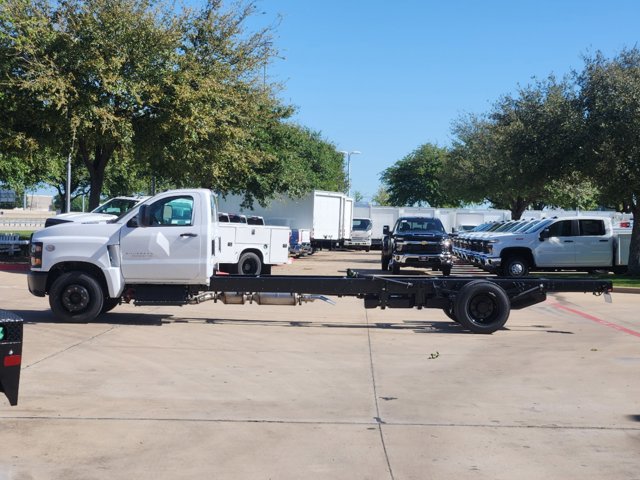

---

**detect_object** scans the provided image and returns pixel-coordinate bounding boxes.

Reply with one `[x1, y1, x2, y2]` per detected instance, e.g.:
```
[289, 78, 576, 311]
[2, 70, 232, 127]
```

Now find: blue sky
[230, 0, 639, 201]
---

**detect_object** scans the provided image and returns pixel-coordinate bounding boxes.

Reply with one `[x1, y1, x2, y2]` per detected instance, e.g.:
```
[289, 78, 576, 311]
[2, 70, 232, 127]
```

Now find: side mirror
[383, 225, 390, 235]
[138, 205, 152, 228]
[539, 228, 550, 241]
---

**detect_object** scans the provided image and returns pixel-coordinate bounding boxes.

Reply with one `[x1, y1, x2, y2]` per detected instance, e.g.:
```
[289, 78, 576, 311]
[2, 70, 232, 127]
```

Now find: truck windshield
[93, 198, 140, 215]
[352, 219, 372, 231]
[396, 218, 445, 233]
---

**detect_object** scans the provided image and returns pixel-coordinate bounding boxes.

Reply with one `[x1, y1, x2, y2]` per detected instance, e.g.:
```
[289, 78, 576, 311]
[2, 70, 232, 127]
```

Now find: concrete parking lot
[0, 250, 638, 479]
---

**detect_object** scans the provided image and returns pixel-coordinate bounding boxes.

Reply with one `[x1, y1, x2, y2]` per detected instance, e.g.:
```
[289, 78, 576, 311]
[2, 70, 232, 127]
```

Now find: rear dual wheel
[452, 280, 510, 334]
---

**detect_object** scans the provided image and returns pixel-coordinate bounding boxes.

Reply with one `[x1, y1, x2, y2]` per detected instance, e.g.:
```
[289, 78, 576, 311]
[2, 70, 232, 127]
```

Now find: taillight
[3, 355, 21, 367]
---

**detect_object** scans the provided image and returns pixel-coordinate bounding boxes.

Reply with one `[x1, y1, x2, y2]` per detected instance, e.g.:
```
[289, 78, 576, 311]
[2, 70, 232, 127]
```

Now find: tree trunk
[79, 139, 115, 210]
[510, 197, 528, 220]
[627, 202, 640, 276]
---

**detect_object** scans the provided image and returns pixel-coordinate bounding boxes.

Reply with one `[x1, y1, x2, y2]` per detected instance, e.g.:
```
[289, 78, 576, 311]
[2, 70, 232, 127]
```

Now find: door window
[579, 219, 605, 236]
[547, 220, 573, 237]
[148, 196, 194, 226]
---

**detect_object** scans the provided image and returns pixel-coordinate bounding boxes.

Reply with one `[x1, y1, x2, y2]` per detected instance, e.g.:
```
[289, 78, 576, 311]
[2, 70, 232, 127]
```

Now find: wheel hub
[469, 295, 495, 322]
[509, 263, 525, 276]
[242, 260, 258, 274]
[62, 285, 90, 312]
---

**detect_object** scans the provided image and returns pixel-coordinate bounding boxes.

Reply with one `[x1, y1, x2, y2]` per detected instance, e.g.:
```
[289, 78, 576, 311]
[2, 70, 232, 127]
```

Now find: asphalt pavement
[0, 250, 638, 480]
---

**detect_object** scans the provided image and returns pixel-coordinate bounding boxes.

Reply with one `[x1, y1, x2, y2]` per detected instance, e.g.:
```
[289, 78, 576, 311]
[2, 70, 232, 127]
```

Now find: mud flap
[0, 310, 23, 406]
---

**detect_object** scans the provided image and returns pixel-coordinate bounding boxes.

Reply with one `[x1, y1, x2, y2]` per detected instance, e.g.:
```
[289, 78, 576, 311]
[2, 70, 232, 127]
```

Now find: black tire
[454, 280, 510, 334]
[49, 271, 104, 323]
[237, 252, 262, 275]
[101, 297, 121, 314]
[443, 303, 458, 322]
[441, 265, 452, 276]
[391, 261, 401, 275]
[381, 255, 390, 271]
[502, 256, 529, 277]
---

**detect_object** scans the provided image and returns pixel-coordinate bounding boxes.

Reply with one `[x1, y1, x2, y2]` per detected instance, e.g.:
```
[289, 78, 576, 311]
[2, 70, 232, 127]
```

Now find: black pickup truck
[381, 216, 453, 275]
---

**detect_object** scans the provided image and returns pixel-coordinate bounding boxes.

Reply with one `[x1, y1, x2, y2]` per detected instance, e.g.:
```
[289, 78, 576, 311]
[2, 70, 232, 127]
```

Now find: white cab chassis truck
[27, 189, 613, 334]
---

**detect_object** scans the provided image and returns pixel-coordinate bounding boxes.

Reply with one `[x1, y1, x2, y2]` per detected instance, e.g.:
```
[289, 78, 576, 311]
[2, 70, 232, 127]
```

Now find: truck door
[535, 219, 576, 267]
[119, 194, 205, 282]
[574, 219, 611, 266]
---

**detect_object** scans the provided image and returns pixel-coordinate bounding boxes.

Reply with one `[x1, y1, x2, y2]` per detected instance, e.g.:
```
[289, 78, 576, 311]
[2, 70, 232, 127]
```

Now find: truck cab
[344, 217, 372, 251]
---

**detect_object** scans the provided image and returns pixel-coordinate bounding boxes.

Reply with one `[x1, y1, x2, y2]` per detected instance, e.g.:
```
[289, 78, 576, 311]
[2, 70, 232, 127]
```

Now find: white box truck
[218, 191, 353, 250]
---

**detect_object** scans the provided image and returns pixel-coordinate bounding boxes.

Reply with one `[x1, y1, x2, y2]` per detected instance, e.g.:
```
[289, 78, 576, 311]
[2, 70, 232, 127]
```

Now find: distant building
[25, 195, 54, 211]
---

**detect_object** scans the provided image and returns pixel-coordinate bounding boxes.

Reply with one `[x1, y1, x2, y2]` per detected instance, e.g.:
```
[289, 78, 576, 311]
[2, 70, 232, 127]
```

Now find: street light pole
[339, 150, 361, 197]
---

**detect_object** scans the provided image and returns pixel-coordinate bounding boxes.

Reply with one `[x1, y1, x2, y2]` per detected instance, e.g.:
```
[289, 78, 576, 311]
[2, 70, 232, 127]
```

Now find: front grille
[401, 242, 442, 255]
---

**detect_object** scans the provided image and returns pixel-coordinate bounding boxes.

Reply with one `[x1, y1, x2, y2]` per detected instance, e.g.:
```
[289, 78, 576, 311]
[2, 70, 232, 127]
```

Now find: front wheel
[49, 271, 104, 323]
[441, 265, 452, 276]
[502, 256, 529, 277]
[453, 280, 510, 334]
[101, 297, 121, 314]
[391, 261, 401, 275]
[237, 252, 262, 275]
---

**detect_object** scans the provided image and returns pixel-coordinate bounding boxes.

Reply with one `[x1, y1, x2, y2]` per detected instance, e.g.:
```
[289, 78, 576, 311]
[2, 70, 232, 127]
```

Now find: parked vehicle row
[453, 216, 630, 276]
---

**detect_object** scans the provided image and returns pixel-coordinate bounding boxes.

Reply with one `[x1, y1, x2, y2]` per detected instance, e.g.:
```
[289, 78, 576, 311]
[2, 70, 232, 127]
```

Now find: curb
[612, 287, 640, 294]
[0, 263, 29, 272]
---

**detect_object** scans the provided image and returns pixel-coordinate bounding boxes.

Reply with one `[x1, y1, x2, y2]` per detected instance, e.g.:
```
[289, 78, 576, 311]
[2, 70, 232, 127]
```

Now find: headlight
[30, 242, 43, 268]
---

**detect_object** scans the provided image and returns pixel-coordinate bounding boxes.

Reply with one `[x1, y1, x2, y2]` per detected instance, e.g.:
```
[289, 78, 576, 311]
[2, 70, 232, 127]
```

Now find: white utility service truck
[218, 190, 353, 250]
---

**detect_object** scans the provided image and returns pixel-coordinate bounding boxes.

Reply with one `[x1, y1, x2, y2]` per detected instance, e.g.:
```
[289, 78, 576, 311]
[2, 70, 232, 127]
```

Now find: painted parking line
[550, 302, 640, 338]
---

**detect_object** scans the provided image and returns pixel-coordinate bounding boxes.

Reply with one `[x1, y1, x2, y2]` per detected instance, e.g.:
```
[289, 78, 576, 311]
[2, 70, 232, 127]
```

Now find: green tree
[371, 186, 391, 206]
[0, 0, 284, 209]
[381, 143, 459, 207]
[446, 77, 591, 219]
[221, 122, 346, 208]
[578, 48, 640, 275]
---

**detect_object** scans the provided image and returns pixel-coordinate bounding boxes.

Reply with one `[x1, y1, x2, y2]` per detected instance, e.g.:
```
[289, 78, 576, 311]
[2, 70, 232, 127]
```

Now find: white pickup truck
[45, 196, 149, 227]
[476, 216, 630, 276]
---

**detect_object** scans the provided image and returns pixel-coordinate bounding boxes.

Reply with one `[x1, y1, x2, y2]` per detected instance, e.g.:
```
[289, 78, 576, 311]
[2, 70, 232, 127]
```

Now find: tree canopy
[380, 143, 459, 207]
[445, 77, 595, 219]
[0, 0, 345, 210]
[578, 47, 640, 274]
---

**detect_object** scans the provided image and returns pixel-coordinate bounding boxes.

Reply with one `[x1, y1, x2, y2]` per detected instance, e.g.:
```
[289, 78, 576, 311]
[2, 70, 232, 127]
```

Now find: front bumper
[393, 253, 453, 267]
[344, 239, 372, 248]
[481, 256, 501, 272]
[27, 271, 48, 297]
[289, 243, 312, 255]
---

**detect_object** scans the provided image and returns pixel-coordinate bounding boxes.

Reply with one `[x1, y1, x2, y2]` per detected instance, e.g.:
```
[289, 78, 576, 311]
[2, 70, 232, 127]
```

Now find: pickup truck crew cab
[477, 216, 629, 276]
[27, 189, 613, 334]
[381, 216, 453, 275]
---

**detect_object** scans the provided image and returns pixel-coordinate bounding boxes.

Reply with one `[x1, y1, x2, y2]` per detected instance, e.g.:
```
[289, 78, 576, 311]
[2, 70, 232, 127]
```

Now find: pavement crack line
[365, 309, 396, 480]
[1, 417, 638, 432]
[22, 325, 120, 370]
